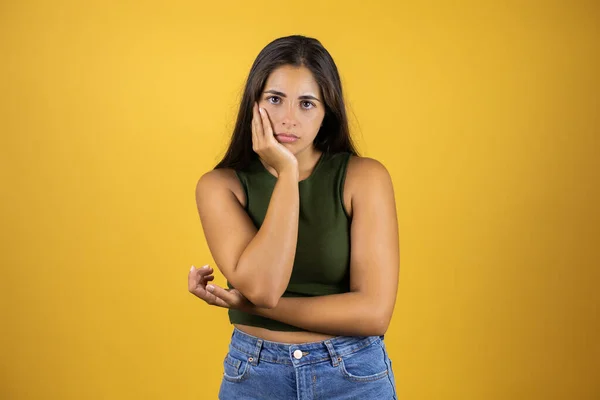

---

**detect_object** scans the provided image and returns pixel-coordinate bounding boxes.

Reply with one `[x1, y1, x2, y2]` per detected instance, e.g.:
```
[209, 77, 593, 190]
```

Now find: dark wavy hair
[214, 35, 359, 170]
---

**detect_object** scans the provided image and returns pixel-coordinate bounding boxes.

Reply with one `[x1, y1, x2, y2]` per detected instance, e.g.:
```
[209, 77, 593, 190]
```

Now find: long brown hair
[214, 35, 359, 170]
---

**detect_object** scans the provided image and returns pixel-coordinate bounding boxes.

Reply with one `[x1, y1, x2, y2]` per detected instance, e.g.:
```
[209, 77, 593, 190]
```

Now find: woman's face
[258, 65, 326, 153]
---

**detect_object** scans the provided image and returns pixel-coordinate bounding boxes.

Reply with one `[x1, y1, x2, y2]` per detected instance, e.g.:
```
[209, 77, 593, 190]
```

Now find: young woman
[189, 35, 399, 399]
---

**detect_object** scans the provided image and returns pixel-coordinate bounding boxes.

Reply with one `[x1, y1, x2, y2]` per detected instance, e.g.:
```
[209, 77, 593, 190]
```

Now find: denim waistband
[228, 327, 385, 367]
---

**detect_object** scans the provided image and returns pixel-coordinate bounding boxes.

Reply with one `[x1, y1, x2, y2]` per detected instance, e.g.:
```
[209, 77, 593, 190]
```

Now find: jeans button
[293, 350, 303, 359]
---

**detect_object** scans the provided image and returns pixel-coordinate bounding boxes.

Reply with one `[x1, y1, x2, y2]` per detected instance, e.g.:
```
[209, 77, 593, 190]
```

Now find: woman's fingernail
[202, 265, 209, 269]
[259, 107, 264, 115]
[206, 285, 214, 292]
[190, 265, 195, 271]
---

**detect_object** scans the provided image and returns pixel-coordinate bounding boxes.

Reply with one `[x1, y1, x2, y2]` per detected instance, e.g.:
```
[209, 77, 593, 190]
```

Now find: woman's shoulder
[346, 154, 391, 184]
[196, 167, 246, 207]
[341, 154, 393, 217]
[197, 167, 239, 188]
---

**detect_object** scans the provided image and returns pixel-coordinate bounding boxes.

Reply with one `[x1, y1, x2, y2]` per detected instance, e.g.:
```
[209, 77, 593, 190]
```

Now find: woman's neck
[295, 146, 323, 181]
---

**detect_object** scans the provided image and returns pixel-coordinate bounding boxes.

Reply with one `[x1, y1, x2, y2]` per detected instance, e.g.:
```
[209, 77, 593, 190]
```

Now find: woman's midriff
[234, 324, 335, 344]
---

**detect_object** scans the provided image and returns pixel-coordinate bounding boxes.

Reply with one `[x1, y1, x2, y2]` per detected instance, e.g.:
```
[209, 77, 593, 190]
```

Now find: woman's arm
[251, 157, 399, 335]
[196, 105, 300, 309]
[196, 167, 299, 309]
[253, 292, 388, 336]
[200, 157, 400, 334]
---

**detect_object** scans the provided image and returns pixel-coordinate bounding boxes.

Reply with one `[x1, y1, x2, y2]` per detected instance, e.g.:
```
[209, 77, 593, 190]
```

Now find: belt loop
[249, 338, 263, 366]
[324, 340, 341, 367]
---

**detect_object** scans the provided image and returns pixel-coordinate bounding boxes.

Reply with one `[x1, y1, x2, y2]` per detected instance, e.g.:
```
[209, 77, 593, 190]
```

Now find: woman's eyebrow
[263, 89, 321, 103]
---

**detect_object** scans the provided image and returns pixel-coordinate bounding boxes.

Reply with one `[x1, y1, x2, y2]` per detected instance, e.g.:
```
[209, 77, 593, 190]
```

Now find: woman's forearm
[235, 167, 299, 308]
[251, 292, 390, 336]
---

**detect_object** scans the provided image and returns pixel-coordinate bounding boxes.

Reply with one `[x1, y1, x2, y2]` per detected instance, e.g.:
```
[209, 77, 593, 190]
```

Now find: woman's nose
[280, 105, 298, 128]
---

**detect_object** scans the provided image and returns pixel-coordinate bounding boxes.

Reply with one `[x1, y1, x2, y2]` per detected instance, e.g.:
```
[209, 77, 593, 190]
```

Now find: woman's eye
[266, 96, 314, 109]
[267, 96, 280, 104]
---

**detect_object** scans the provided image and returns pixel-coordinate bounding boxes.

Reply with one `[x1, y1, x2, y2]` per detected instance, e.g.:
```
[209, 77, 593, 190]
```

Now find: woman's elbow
[252, 296, 279, 309]
[369, 309, 392, 336]
[245, 288, 281, 309]
[231, 274, 281, 309]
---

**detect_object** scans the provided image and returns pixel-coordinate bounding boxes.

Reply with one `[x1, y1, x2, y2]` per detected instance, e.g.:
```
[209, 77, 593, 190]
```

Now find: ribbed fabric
[228, 151, 352, 331]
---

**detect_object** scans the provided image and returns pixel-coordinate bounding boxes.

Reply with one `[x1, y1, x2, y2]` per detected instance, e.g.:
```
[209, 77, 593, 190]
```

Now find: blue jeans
[219, 327, 397, 399]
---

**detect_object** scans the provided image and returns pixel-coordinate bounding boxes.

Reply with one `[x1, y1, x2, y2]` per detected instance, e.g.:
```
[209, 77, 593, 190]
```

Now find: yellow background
[1, 1, 598, 399]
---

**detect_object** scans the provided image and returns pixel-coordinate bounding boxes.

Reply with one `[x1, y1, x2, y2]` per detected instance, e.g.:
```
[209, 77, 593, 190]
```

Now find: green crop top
[227, 151, 352, 331]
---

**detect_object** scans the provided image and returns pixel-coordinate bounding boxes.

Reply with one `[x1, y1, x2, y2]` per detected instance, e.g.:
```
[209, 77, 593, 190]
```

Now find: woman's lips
[275, 134, 298, 143]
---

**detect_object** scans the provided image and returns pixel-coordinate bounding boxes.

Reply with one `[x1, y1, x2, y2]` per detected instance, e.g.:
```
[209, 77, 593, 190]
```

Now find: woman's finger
[197, 287, 229, 308]
[203, 291, 230, 308]
[259, 107, 274, 139]
[189, 280, 229, 307]
[187, 265, 212, 292]
[188, 266, 199, 292]
[207, 285, 238, 306]
[196, 266, 213, 283]
[200, 275, 215, 286]
[254, 103, 265, 139]
[251, 102, 259, 150]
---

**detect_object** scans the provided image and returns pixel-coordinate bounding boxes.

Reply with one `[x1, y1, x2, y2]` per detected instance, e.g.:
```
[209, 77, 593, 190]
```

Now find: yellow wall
[1, 1, 598, 399]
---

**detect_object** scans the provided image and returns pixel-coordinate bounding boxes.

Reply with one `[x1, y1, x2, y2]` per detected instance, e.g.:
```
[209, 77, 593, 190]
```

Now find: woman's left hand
[188, 265, 254, 311]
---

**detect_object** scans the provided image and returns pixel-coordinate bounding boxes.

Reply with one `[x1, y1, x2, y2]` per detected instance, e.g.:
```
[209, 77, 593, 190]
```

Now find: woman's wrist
[277, 166, 299, 182]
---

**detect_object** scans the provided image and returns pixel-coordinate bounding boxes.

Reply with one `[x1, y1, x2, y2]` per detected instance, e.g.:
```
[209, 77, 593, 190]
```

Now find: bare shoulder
[342, 156, 393, 217]
[346, 155, 392, 188]
[195, 168, 246, 207]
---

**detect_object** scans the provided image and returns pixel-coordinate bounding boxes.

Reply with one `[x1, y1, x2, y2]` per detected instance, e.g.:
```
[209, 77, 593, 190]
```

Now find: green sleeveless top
[228, 151, 352, 331]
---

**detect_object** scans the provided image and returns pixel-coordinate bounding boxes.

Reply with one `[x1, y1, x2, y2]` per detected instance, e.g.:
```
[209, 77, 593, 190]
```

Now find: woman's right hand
[251, 102, 298, 177]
